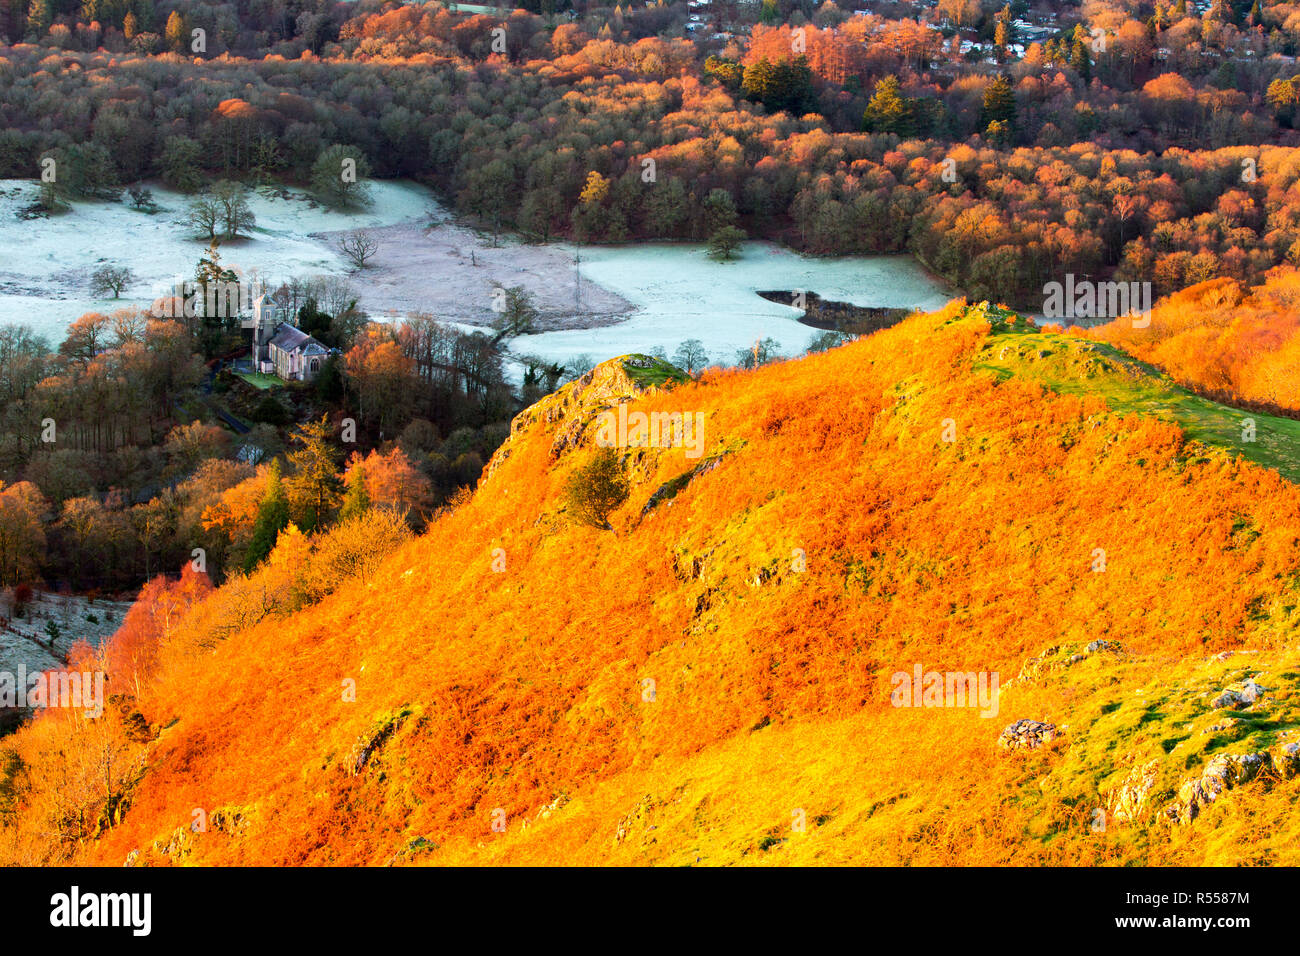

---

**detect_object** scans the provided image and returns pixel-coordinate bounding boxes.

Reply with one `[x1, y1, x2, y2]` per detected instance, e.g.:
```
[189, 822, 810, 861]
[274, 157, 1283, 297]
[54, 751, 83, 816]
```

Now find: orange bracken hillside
[6, 300, 1300, 866]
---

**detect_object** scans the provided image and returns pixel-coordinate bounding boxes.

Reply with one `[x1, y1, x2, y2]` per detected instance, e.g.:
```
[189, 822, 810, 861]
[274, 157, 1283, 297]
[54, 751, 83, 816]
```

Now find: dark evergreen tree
[244, 459, 290, 572]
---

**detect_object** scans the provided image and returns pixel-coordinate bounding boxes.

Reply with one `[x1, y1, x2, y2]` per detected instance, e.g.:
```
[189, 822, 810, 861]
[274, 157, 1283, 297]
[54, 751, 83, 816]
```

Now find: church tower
[245, 295, 283, 368]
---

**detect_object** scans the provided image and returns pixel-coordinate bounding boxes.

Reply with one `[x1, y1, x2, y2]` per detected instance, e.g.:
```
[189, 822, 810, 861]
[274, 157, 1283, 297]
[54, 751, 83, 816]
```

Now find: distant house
[241, 294, 330, 383]
[268, 324, 329, 382]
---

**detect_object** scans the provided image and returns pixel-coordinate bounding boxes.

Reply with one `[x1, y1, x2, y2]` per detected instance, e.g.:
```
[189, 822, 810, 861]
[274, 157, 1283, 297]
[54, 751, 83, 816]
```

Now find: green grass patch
[235, 371, 281, 390]
[621, 355, 689, 388]
[972, 320, 1300, 483]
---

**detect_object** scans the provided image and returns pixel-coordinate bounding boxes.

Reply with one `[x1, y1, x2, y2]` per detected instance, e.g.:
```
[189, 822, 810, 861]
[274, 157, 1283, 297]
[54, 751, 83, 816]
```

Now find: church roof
[268, 323, 326, 353]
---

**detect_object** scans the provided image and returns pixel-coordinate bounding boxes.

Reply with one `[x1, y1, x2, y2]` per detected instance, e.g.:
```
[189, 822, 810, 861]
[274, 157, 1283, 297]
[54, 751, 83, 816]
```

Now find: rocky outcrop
[483, 355, 689, 484]
[1106, 759, 1162, 824]
[1163, 753, 1266, 823]
[1210, 678, 1269, 710]
[613, 787, 685, 847]
[535, 793, 570, 821]
[1200, 717, 1242, 736]
[1276, 742, 1300, 779]
[997, 719, 1061, 751]
[1210, 690, 1244, 709]
[641, 454, 727, 518]
[386, 836, 441, 865]
[152, 804, 254, 862]
[349, 708, 411, 776]
[1017, 640, 1123, 682]
[1163, 743, 1300, 823]
[614, 793, 657, 847]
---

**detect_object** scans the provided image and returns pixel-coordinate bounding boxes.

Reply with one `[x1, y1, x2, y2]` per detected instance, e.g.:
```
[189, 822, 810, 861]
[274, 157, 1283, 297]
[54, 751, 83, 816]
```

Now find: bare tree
[212, 180, 256, 239]
[90, 264, 134, 299]
[338, 231, 379, 269]
[490, 285, 538, 343]
[672, 338, 708, 374]
[186, 184, 255, 241]
[566, 353, 596, 381]
[186, 194, 222, 240]
[305, 275, 358, 319]
[735, 337, 781, 369]
[109, 307, 147, 346]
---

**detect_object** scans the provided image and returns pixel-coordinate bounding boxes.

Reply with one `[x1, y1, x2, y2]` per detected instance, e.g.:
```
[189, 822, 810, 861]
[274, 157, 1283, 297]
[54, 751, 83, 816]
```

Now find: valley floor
[0, 178, 952, 376]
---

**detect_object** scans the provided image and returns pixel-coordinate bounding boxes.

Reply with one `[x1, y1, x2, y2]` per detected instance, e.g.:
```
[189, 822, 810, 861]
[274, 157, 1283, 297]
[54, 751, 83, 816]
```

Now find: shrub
[252, 394, 290, 425]
[562, 447, 629, 529]
[12, 584, 32, 617]
[302, 509, 412, 599]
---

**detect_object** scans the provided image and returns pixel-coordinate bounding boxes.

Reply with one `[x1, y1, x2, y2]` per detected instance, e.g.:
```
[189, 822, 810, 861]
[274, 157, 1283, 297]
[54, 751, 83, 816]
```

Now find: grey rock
[1164, 752, 1267, 823]
[997, 719, 1060, 751]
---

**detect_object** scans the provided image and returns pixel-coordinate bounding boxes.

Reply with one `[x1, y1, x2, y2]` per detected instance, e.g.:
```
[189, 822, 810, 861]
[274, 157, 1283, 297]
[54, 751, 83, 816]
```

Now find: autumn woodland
[2, 0, 1300, 887]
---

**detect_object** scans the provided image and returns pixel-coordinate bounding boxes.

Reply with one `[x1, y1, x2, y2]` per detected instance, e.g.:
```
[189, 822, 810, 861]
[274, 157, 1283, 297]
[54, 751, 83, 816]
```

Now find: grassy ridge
[974, 306, 1300, 482]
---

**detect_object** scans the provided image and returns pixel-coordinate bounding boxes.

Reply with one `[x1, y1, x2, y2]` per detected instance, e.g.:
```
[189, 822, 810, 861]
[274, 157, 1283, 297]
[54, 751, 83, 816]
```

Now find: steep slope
[7, 300, 1300, 866]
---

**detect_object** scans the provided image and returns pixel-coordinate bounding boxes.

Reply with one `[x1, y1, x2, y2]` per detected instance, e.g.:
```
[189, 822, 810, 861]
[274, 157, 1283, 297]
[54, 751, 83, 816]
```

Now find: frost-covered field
[0, 176, 953, 374]
[0, 591, 133, 675]
[508, 241, 955, 370]
[0, 178, 439, 343]
[319, 217, 634, 330]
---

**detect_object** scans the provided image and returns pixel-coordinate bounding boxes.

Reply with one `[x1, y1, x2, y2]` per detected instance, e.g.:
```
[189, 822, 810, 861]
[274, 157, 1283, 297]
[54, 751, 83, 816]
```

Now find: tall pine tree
[284, 417, 342, 533]
[339, 465, 371, 524]
[244, 459, 290, 572]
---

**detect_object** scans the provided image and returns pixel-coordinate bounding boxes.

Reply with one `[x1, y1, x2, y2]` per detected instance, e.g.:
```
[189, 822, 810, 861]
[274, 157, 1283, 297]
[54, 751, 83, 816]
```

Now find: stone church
[241, 295, 330, 383]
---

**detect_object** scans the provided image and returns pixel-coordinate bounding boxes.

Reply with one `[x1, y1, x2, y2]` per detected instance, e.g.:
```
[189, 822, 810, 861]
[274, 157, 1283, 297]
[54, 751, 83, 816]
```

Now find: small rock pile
[997, 719, 1061, 751]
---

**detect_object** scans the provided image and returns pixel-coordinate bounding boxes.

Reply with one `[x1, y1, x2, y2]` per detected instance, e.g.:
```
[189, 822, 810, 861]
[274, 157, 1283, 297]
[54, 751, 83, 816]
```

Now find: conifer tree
[26, 0, 54, 35]
[1070, 37, 1092, 82]
[285, 416, 342, 532]
[863, 75, 914, 136]
[339, 465, 371, 524]
[193, 242, 239, 358]
[244, 459, 290, 572]
[981, 75, 1017, 140]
